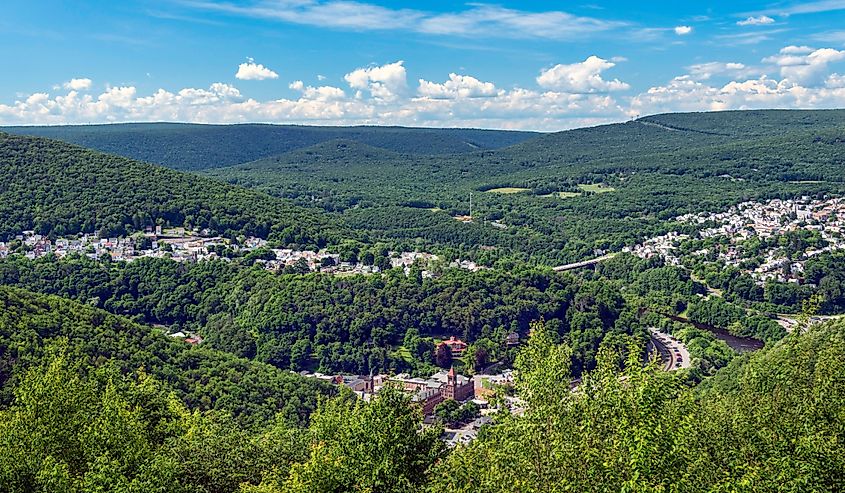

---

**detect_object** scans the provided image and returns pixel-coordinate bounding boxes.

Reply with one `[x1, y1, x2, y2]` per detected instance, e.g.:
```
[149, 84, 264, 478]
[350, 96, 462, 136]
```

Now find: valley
[1, 109, 845, 491]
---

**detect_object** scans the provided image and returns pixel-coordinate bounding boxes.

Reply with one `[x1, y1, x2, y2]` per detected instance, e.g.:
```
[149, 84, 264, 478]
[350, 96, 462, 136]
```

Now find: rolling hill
[206, 110, 845, 263]
[0, 132, 339, 245]
[1, 123, 538, 171]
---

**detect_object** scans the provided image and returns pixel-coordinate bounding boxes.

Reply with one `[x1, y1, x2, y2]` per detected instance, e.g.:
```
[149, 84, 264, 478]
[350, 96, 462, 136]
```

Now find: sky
[3, 0, 845, 131]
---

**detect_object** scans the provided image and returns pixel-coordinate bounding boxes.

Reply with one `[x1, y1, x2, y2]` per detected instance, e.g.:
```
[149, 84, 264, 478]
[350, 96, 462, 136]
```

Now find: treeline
[0, 254, 636, 376]
[3, 309, 844, 492]
[432, 319, 845, 492]
[5, 123, 536, 170]
[208, 116, 845, 265]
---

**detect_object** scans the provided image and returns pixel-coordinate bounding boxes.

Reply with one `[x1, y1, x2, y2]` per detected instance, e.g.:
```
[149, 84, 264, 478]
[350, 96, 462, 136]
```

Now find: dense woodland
[5, 111, 845, 265]
[0, 286, 331, 429]
[0, 290, 842, 492]
[0, 254, 638, 376]
[205, 111, 845, 264]
[0, 132, 340, 246]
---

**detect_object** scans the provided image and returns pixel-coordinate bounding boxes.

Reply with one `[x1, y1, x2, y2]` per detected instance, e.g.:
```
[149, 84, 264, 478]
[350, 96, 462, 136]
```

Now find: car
[676, 357, 682, 362]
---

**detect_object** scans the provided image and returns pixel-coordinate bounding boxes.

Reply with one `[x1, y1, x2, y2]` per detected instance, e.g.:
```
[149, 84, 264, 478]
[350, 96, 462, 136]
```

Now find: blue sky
[3, 0, 845, 130]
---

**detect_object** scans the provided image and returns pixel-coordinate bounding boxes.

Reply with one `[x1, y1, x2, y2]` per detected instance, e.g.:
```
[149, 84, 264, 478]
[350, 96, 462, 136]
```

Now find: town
[0, 226, 486, 276]
[628, 197, 845, 284]
[300, 334, 517, 447]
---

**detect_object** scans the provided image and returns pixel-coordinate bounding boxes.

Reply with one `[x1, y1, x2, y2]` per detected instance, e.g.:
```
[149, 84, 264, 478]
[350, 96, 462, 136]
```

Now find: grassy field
[578, 183, 616, 193]
[485, 187, 530, 194]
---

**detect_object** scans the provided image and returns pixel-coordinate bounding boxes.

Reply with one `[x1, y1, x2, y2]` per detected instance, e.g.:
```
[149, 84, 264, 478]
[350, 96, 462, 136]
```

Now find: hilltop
[0, 285, 332, 427]
[1, 123, 538, 171]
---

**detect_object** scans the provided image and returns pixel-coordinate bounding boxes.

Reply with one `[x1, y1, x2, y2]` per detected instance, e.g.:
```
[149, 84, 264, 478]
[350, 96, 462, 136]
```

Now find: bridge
[552, 253, 616, 272]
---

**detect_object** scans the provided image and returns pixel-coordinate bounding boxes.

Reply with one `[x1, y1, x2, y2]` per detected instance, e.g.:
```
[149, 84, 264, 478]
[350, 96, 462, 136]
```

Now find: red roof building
[438, 336, 468, 356]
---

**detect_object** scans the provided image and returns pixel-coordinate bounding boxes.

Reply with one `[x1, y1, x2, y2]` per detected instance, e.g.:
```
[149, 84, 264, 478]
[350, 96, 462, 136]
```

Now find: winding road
[647, 327, 692, 371]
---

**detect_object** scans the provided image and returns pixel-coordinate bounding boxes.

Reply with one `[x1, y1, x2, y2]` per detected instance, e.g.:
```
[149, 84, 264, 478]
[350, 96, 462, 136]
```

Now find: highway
[647, 327, 691, 371]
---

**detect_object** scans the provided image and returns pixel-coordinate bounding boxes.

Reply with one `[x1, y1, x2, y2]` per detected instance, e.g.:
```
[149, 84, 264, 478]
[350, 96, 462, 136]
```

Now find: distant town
[0, 226, 487, 276]
[628, 197, 845, 284]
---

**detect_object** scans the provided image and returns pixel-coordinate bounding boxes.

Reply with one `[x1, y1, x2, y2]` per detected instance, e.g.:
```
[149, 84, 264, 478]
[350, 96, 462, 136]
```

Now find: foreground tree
[248, 386, 446, 493]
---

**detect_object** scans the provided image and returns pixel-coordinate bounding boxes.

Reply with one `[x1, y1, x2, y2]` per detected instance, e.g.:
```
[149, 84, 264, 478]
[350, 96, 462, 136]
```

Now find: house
[439, 336, 467, 356]
[505, 332, 520, 347]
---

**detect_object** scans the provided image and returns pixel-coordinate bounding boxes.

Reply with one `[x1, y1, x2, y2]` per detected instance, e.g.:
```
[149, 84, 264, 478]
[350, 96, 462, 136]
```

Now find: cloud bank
[3, 45, 845, 131]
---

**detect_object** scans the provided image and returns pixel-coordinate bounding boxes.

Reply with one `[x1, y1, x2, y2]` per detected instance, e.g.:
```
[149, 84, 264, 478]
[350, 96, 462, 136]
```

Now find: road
[647, 327, 691, 371]
[552, 253, 616, 272]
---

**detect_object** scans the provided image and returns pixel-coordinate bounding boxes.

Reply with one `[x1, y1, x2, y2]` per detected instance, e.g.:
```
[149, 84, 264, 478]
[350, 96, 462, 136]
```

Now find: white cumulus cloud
[62, 78, 93, 91]
[289, 80, 346, 101]
[417, 73, 498, 99]
[737, 15, 775, 26]
[630, 46, 845, 116]
[687, 62, 754, 81]
[764, 46, 845, 86]
[235, 59, 279, 80]
[344, 61, 407, 101]
[674, 25, 692, 35]
[537, 56, 630, 93]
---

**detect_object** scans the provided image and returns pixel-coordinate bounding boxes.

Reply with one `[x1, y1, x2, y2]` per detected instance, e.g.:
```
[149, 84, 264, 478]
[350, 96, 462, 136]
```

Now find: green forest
[204, 110, 845, 264]
[0, 254, 638, 376]
[0, 132, 339, 246]
[1, 287, 843, 492]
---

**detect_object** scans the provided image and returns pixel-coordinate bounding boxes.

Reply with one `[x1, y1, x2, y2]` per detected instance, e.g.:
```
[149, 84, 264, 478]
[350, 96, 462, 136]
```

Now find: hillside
[0, 253, 633, 377]
[208, 110, 845, 264]
[0, 132, 338, 245]
[0, 285, 332, 428]
[1, 123, 538, 171]
[639, 108, 845, 137]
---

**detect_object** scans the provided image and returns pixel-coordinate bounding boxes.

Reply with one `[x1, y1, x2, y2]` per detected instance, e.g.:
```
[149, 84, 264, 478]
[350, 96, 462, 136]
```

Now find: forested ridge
[2, 123, 537, 171]
[4, 111, 845, 265]
[0, 286, 332, 428]
[207, 110, 845, 264]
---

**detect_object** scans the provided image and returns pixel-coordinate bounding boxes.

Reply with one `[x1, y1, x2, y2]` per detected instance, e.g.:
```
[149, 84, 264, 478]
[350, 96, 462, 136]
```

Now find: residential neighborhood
[627, 197, 845, 284]
[0, 228, 483, 277]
